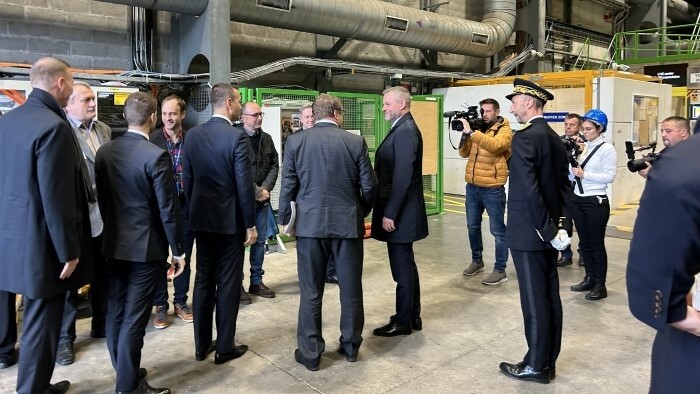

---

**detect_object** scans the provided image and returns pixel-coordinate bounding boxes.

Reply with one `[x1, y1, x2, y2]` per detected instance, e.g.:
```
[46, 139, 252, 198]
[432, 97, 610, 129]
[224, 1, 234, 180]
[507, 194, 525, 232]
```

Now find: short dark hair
[565, 113, 582, 123]
[210, 83, 237, 109]
[479, 98, 499, 110]
[124, 92, 157, 126]
[312, 94, 343, 120]
[161, 94, 186, 113]
[663, 116, 690, 131]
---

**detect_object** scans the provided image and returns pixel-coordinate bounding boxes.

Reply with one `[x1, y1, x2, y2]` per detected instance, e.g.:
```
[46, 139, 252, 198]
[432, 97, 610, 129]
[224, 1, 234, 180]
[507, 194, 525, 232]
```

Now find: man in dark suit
[371, 86, 429, 337]
[149, 94, 196, 329]
[279, 94, 377, 371]
[627, 134, 700, 393]
[183, 83, 257, 365]
[499, 78, 572, 384]
[0, 57, 92, 394]
[57, 81, 113, 366]
[96, 92, 185, 394]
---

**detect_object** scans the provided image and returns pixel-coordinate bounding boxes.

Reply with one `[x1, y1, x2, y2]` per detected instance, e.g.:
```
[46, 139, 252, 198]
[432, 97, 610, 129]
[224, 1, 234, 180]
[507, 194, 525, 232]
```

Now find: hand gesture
[60, 258, 79, 280]
[571, 166, 584, 178]
[244, 227, 258, 246]
[167, 256, 186, 279]
[382, 217, 396, 232]
[550, 229, 571, 251]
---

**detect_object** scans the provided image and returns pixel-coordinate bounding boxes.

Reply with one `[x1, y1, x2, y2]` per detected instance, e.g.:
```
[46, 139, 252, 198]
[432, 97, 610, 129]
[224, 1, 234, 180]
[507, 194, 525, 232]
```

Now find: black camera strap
[575, 142, 605, 194]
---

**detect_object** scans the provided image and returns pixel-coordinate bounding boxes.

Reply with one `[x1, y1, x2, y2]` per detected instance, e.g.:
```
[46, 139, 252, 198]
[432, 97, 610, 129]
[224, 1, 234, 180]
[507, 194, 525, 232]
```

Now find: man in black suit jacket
[0, 57, 92, 394]
[96, 92, 185, 394]
[627, 135, 700, 393]
[371, 86, 429, 337]
[279, 94, 377, 371]
[183, 83, 257, 366]
[499, 78, 572, 384]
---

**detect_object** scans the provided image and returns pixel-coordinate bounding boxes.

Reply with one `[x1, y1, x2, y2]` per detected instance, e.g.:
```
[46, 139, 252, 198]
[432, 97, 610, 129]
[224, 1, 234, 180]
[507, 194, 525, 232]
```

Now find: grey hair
[382, 86, 411, 108]
[312, 94, 342, 120]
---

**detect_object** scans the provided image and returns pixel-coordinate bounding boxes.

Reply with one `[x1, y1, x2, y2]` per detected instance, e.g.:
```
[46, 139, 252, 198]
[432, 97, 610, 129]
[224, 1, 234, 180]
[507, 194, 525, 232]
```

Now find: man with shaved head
[0, 57, 93, 394]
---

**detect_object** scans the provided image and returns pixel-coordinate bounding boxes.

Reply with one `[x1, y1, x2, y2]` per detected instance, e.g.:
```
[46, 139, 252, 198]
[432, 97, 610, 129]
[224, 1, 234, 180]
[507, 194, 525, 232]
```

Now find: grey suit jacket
[70, 118, 111, 237]
[278, 122, 377, 238]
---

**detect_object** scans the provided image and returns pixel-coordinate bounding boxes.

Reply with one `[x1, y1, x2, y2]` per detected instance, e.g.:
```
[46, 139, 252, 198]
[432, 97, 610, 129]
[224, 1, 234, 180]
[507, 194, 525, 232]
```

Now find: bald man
[0, 57, 93, 394]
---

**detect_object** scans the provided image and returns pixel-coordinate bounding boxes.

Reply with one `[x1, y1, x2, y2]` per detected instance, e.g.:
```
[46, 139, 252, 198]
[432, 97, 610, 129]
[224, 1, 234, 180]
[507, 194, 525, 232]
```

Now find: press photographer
[557, 113, 586, 267]
[636, 116, 690, 179]
[457, 98, 513, 286]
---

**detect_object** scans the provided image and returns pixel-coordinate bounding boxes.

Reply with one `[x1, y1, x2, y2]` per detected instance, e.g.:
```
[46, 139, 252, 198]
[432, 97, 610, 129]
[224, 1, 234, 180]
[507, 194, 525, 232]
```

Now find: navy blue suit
[183, 117, 256, 357]
[96, 131, 184, 392]
[371, 113, 428, 327]
[0, 88, 92, 394]
[506, 117, 571, 372]
[628, 136, 700, 393]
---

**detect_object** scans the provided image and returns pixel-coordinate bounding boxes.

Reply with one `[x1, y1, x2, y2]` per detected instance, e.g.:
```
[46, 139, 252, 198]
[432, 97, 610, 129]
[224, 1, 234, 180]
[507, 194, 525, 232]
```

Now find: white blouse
[569, 136, 617, 197]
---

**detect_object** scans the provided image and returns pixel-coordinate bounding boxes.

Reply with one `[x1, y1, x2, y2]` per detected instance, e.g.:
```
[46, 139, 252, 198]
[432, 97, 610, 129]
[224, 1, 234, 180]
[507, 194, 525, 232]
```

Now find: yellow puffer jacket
[458, 117, 512, 187]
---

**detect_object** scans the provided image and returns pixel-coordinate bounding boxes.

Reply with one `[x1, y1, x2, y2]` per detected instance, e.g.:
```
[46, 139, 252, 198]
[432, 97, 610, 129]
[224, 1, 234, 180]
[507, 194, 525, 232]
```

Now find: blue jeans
[247, 205, 268, 285]
[465, 184, 508, 272]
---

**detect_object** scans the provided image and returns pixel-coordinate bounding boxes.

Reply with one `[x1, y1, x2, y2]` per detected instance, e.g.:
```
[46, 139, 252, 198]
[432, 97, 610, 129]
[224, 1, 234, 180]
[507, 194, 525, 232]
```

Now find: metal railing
[611, 21, 700, 65]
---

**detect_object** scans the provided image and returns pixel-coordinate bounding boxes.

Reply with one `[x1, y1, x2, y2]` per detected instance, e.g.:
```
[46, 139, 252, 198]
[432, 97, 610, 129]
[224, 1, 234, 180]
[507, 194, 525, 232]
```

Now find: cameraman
[459, 98, 513, 285]
[557, 113, 586, 267]
[639, 116, 691, 179]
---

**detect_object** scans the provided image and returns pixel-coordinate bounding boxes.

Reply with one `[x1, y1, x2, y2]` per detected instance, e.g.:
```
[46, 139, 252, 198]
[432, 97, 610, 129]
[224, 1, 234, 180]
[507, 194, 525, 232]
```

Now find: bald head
[29, 57, 73, 107]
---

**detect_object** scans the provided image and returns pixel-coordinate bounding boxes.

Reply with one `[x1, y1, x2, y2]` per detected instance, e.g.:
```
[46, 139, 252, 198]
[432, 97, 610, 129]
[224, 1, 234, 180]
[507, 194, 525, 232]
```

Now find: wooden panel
[412, 100, 439, 175]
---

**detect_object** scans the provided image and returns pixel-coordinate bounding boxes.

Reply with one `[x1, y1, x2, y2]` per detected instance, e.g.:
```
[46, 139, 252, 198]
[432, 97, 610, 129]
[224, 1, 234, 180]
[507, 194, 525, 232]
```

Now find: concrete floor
[0, 207, 653, 394]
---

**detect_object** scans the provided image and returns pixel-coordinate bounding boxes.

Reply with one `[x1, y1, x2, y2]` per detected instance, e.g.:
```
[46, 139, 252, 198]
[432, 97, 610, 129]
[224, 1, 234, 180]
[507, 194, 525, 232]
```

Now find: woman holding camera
[569, 109, 617, 300]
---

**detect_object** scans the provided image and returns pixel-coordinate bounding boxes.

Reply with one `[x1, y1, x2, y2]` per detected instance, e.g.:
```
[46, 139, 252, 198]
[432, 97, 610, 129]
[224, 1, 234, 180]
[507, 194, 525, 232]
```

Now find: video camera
[625, 140, 660, 172]
[443, 106, 485, 149]
[562, 137, 582, 167]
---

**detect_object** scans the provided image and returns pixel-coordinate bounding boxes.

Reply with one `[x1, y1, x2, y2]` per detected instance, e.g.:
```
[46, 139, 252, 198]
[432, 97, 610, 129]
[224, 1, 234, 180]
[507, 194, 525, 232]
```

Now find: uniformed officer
[499, 78, 572, 384]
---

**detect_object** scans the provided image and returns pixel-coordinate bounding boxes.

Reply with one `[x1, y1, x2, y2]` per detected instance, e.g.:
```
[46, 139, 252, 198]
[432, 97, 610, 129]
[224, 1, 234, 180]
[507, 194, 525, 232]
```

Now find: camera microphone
[443, 111, 458, 118]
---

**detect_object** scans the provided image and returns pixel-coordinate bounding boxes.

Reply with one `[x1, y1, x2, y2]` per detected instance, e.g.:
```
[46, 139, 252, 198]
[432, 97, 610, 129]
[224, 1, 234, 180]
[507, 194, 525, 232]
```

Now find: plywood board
[411, 100, 439, 175]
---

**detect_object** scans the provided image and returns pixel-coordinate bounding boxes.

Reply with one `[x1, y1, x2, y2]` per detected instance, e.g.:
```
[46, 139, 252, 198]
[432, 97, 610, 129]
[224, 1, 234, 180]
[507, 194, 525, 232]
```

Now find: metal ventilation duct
[98, 0, 516, 58]
[230, 0, 516, 57]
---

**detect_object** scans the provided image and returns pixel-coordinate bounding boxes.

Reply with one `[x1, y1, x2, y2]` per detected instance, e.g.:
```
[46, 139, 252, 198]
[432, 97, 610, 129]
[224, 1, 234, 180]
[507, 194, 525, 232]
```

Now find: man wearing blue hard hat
[500, 78, 572, 384]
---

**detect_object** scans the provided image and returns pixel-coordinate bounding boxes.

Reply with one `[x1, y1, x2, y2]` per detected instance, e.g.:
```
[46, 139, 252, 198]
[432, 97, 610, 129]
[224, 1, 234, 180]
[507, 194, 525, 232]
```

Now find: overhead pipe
[98, 0, 516, 58]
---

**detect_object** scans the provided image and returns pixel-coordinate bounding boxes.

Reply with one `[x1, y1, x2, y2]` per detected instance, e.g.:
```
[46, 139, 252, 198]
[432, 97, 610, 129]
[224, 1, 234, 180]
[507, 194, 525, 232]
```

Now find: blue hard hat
[582, 109, 608, 133]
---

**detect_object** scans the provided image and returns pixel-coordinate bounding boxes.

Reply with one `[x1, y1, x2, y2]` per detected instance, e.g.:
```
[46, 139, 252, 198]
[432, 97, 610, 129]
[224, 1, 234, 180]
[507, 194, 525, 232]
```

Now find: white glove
[550, 229, 571, 251]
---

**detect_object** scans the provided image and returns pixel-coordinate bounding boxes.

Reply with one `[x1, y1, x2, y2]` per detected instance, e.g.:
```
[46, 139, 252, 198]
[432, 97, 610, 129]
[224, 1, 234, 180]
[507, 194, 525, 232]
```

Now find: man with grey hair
[372, 86, 429, 337]
[299, 102, 315, 130]
[56, 81, 112, 366]
[279, 93, 377, 370]
[0, 57, 92, 394]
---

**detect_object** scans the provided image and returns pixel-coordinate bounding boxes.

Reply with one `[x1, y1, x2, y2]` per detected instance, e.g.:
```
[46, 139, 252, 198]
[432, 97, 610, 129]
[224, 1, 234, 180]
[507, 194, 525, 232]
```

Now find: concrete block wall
[0, 0, 130, 70]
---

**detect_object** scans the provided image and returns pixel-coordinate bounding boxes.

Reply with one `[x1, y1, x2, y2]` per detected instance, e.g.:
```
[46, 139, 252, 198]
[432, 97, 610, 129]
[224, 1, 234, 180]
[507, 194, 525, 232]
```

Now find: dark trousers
[0, 291, 17, 356]
[105, 259, 160, 392]
[649, 326, 700, 393]
[16, 292, 65, 394]
[193, 231, 244, 356]
[571, 194, 610, 285]
[60, 235, 108, 342]
[510, 248, 563, 372]
[296, 237, 364, 361]
[387, 242, 421, 326]
[154, 206, 194, 309]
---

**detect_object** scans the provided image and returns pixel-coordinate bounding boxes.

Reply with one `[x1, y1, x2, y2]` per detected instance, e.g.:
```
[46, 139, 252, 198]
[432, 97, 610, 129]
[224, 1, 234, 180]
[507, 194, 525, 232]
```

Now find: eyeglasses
[335, 109, 344, 115]
[242, 112, 264, 118]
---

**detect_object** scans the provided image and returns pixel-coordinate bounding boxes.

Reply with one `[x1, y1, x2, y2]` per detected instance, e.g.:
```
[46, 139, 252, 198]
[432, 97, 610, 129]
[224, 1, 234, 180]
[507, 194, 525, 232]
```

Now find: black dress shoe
[138, 368, 148, 380]
[0, 353, 16, 369]
[373, 321, 411, 337]
[571, 276, 593, 292]
[294, 349, 320, 371]
[196, 340, 217, 361]
[214, 344, 248, 365]
[412, 317, 423, 331]
[48, 380, 70, 394]
[586, 285, 607, 300]
[499, 362, 550, 384]
[337, 347, 357, 362]
[117, 378, 170, 394]
[325, 276, 338, 284]
[556, 257, 572, 267]
[56, 341, 75, 366]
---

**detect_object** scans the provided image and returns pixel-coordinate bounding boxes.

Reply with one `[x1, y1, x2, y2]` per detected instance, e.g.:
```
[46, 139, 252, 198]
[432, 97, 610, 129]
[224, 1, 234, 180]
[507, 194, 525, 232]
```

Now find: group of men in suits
[278, 87, 429, 370]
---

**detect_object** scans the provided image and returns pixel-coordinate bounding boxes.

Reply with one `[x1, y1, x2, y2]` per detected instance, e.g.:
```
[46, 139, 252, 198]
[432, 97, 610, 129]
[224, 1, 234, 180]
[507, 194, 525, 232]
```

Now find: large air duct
[99, 0, 516, 58]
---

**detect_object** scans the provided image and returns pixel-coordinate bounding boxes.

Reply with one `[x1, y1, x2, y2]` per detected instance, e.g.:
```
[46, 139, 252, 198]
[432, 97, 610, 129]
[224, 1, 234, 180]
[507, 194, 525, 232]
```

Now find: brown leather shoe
[249, 283, 276, 298]
[174, 303, 193, 322]
[153, 306, 169, 329]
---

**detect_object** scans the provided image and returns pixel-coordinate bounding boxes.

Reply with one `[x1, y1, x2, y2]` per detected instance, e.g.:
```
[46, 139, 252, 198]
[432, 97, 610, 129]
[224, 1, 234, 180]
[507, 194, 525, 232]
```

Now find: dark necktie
[68, 127, 96, 203]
